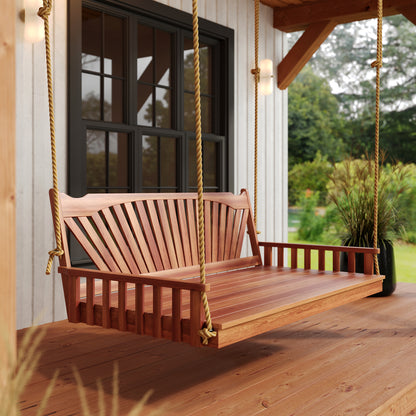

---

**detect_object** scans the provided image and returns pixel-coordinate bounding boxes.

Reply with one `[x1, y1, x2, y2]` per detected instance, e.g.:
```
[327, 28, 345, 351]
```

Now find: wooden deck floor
[20, 282, 416, 415]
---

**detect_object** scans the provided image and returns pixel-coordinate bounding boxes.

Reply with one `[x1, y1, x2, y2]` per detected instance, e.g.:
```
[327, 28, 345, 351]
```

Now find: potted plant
[327, 157, 410, 296]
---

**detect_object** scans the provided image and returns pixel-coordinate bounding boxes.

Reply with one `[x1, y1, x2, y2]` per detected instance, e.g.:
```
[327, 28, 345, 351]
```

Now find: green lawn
[288, 232, 416, 283]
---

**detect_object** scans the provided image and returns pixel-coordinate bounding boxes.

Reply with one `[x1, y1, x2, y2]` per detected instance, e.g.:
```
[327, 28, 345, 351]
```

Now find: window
[69, 0, 234, 198]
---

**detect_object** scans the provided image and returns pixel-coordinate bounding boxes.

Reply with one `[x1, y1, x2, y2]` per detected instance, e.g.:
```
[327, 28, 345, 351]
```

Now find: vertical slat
[135, 201, 164, 271]
[113, 204, 147, 273]
[102, 207, 139, 274]
[91, 212, 130, 272]
[156, 200, 178, 269]
[364, 252, 374, 275]
[102, 280, 111, 329]
[172, 288, 182, 342]
[229, 209, 242, 259]
[86, 277, 95, 325]
[278, 247, 284, 267]
[218, 203, 227, 261]
[264, 246, 272, 266]
[348, 252, 356, 273]
[146, 200, 171, 269]
[291, 248, 298, 269]
[167, 199, 185, 268]
[125, 203, 155, 272]
[333, 251, 340, 272]
[177, 199, 193, 266]
[190, 290, 202, 347]
[135, 283, 144, 334]
[235, 209, 250, 257]
[211, 202, 219, 262]
[224, 208, 234, 260]
[204, 200, 212, 263]
[153, 286, 162, 338]
[67, 275, 80, 323]
[304, 248, 311, 270]
[118, 281, 127, 331]
[66, 218, 110, 271]
[186, 199, 199, 264]
[318, 249, 325, 271]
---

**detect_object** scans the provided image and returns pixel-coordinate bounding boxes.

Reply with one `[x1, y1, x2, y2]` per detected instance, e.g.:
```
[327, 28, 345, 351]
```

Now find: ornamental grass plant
[0, 326, 160, 416]
[327, 157, 411, 247]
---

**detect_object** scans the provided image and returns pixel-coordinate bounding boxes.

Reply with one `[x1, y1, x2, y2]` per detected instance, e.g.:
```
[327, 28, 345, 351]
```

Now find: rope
[371, 0, 383, 276]
[38, 0, 64, 275]
[192, 0, 216, 345]
[251, 0, 260, 232]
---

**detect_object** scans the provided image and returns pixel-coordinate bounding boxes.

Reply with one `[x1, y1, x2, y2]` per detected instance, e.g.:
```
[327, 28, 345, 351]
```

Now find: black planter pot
[340, 239, 396, 297]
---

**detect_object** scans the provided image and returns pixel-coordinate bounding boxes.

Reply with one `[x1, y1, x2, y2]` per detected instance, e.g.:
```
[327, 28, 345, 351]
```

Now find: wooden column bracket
[399, 5, 416, 25]
[277, 20, 336, 90]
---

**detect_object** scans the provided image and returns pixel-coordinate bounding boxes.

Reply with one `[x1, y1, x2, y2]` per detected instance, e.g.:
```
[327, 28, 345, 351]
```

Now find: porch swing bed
[52, 190, 383, 349]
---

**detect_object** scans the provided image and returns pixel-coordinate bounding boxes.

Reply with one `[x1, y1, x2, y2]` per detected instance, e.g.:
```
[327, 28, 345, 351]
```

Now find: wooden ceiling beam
[278, 20, 336, 89]
[399, 5, 416, 25]
[274, 0, 416, 32]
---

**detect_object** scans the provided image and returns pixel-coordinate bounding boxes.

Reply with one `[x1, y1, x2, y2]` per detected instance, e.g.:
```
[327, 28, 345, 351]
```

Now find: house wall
[15, 0, 288, 329]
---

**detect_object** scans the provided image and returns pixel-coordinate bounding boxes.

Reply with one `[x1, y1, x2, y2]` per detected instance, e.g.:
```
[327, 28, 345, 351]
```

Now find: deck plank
[20, 283, 416, 415]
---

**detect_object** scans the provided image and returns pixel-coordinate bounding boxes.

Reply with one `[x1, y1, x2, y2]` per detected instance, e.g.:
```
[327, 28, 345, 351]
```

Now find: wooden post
[0, 0, 16, 384]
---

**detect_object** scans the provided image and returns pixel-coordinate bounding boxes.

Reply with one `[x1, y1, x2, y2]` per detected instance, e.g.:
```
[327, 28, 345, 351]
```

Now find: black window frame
[68, 0, 234, 197]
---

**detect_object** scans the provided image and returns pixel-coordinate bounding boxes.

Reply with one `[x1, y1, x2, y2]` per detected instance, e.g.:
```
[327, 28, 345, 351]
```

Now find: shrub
[288, 152, 332, 206]
[297, 190, 326, 241]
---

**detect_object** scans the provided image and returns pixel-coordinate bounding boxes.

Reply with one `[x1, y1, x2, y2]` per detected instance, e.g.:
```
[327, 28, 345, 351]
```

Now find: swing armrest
[58, 266, 210, 292]
[258, 242, 379, 274]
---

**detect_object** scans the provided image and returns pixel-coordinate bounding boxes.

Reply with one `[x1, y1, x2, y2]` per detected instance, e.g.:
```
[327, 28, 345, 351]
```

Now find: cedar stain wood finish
[51, 190, 383, 348]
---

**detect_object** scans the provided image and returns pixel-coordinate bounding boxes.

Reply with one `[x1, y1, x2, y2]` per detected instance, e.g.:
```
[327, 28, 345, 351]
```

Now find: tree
[288, 65, 346, 168]
[303, 15, 416, 162]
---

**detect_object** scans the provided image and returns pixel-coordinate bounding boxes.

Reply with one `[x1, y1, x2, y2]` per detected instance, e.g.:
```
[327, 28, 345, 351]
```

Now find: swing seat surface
[51, 190, 383, 348]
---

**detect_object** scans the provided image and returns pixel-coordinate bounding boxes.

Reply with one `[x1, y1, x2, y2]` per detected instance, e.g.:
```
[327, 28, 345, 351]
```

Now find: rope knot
[45, 247, 64, 275]
[371, 60, 382, 69]
[38, 5, 51, 19]
[199, 327, 217, 345]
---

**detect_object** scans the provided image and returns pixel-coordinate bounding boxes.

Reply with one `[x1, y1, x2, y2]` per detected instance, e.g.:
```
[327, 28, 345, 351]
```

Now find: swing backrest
[51, 190, 262, 273]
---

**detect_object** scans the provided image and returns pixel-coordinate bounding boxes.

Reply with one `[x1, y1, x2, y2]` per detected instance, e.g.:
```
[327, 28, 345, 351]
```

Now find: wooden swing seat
[51, 190, 383, 348]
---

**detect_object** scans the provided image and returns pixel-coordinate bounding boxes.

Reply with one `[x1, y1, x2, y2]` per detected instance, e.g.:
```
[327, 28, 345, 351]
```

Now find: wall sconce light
[258, 59, 274, 96]
[20, 0, 44, 43]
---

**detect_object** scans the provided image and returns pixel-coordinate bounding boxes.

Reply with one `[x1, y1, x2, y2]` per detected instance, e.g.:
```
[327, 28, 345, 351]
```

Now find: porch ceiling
[260, 0, 416, 89]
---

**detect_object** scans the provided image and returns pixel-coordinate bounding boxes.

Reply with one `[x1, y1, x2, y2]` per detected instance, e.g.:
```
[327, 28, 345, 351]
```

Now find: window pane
[184, 93, 211, 133]
[137, 84, 153, 126]
[155, 29, 171, 87]
[183, 37, 194, 92]
[82, 73, 101, 120]
[155, 87, 171, 128]
[188, 139, 218, 190]
[201, 96, 212, 133]
[160, 137, 177, 188]
[103, 14, 124, 77]
[200, 45, 212, 95]
[183, 38, 211, 94]
[86, 130, 106, 188]
[188, 139, 197, 188]
[204, 141, 217, 187]
[184, 92, 194, 131]
[137, 24, 153, 84]
[82, 8, 101, 72]
[108, 132, 128, 188]
[104, 77, 124, 123]
[142, 136, 157, 188]
[142, 136, 177, 190]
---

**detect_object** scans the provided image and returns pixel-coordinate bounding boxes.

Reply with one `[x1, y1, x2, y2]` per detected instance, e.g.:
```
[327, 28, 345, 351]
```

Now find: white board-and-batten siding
[15, 0, 288, 329]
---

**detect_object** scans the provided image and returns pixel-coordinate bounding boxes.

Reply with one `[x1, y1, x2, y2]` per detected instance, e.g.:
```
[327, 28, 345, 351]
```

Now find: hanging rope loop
[38, 0, 64, 275]
[372, 0, 383, 276]
[191, 0, 216, 344]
